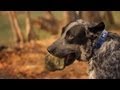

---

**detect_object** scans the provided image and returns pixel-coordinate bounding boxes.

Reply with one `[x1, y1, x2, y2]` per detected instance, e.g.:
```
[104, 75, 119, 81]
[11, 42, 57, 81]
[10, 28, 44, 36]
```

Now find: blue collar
[93, 30, 108, 49]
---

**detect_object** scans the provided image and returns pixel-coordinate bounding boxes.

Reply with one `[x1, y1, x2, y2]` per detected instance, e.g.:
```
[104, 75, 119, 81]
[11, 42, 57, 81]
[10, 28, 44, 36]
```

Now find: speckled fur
[88, 33, 120, 79]
[47, 19, 120, 79]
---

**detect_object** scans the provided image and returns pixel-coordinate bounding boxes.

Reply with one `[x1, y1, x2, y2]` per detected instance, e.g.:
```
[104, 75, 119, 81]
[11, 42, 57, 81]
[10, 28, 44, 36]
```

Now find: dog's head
[47, 19, 105, 65]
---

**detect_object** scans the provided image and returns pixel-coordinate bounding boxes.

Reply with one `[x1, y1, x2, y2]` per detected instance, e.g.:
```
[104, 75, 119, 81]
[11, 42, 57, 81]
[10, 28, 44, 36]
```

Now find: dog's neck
[93, 30, 108, 49]
[86, 30, 108, 60]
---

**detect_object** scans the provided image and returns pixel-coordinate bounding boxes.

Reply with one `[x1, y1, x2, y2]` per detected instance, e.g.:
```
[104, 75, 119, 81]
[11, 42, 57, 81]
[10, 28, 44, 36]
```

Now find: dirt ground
[0, 30, 119, 79]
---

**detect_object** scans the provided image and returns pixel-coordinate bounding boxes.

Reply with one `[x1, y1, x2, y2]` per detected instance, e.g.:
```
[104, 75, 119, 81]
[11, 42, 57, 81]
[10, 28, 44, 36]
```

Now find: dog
[47, 19, 120, 79]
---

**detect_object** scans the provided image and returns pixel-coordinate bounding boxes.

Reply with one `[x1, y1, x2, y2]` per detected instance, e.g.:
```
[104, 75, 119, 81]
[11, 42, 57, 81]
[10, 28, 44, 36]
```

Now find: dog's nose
[47, 46, 56, 54]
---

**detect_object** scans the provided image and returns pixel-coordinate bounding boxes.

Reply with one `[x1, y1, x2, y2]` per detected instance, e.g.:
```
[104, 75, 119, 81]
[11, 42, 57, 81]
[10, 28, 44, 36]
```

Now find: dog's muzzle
[45, 46, 81, 71]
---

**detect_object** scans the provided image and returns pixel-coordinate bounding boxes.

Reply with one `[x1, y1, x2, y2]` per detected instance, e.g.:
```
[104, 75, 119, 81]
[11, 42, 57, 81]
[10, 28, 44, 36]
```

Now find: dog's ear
[88, 22, 105, 33]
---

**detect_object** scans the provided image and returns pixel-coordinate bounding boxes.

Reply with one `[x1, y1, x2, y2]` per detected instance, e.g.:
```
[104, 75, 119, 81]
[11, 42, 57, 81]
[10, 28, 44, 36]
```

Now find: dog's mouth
[45, 52, 79, 71]
[64, 53, 76, 66]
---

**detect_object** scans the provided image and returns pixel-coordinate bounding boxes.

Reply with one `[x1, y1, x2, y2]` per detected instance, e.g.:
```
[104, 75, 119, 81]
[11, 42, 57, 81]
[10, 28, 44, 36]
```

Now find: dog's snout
[47, 46, 56, 54]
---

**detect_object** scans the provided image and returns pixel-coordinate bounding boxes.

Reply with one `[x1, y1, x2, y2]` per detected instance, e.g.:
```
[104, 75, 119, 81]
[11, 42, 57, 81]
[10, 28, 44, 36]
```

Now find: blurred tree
[77, 11, 82, 18]
[62, 11, 80, 26]
[103, 11, 115, 25]
[33, 11, 59, 34]
[44, 11, 55, 20]
[7, 11, 24, 45]
[25, 11, 36, 42]
[7, 11, 16, 42]
[81, 11, 102, 24]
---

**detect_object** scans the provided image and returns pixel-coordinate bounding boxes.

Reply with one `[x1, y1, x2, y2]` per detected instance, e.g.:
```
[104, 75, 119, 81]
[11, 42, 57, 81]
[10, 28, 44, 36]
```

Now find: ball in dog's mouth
[45, 53, 76, 71]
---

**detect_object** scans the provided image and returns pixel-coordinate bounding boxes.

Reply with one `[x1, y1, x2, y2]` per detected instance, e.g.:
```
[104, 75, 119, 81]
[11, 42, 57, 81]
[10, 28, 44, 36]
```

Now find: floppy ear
[88, 22, 105, 33]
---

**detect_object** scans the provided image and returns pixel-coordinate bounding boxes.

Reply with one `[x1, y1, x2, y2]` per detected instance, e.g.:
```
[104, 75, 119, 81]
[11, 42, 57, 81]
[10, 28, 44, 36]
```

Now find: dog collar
[93, 30, 108, 49]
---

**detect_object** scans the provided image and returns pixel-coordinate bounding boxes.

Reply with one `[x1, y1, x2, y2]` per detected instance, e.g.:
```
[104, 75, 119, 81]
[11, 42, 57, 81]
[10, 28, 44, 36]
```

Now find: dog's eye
[68, 35, 74, 40]
[65, 31, 74, 41]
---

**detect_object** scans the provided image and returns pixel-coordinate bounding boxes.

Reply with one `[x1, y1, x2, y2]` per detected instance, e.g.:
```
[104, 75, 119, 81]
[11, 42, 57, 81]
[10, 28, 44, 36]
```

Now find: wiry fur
[47, 19, 120, 79]
[89, 33, 120, 79]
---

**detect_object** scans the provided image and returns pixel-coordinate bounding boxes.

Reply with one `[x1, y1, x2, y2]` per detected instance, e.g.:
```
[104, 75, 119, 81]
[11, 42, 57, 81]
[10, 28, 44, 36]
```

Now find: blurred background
[0, 11, 120, 79]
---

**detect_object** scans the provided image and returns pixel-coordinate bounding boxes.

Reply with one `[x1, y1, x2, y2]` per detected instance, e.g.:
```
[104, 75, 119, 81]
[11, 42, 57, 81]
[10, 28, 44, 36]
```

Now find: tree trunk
[104, 11, 115, 25]
[44, 11, 55, 20]
[62, 11, 80, 26]
[25, 11, 36, 42]
[7, 11, 24, 44]
[82, 11, 102, 24]
[7, 11, 16, 42]
[35, 11, 59, 34]
[77, 11, 82, 18]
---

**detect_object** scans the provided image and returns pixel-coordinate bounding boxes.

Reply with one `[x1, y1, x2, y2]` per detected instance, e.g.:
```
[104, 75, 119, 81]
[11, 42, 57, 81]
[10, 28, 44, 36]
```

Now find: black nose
[47, 46, 56, 54]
